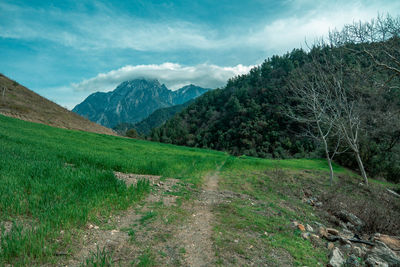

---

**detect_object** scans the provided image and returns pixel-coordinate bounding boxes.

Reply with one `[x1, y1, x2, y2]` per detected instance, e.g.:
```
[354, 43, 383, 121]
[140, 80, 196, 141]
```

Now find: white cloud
[71, 63, 254, 92]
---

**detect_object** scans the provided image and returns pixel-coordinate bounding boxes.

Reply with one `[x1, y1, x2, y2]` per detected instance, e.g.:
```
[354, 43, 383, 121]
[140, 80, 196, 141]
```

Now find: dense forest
[151, 16, 400, 183]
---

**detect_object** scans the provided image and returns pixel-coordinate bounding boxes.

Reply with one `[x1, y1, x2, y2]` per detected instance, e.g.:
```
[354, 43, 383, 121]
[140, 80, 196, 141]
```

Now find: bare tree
[329, 14, 400, 76]
[289, 44, 373, 185]
[330, 70, 369, 185]
[288, 58, 346, 185]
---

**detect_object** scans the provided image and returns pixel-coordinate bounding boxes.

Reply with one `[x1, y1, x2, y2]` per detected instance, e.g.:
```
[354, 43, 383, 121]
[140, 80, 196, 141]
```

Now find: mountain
[0, 73, 115, 135]
[113, 100, 194, 135]
[72, 79, 209, 128]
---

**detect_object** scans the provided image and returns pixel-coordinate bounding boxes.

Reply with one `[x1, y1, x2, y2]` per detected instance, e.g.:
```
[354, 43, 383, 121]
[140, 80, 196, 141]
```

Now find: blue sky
[1, 0, 399, 109]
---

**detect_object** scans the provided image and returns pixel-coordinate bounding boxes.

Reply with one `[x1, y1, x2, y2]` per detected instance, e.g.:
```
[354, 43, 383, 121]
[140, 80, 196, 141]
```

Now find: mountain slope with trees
[152, 16, 400, 183]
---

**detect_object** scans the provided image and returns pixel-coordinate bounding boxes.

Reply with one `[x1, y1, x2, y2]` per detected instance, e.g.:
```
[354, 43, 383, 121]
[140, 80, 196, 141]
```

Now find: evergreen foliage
[151, 43, 400, 182]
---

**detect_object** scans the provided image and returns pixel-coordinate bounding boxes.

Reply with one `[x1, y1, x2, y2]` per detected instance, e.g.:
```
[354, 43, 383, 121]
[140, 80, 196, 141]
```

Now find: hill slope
[1, 115, 399, 266]
[152, 46, 400, 182]
[0, 73, 114, 135]
[73, 79, 209, 128]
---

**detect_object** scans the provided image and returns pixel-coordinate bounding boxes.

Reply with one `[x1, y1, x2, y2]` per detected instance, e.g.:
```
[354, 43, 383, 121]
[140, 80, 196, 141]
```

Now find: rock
[319, 227, 328, 238]
[365, 255, 389, 267]
[306, 224, 314, 232]
[346, 222, 355, 230]
[365, 241, 400, 267]
[346, 254, 361, 267]
[94, 225, 99, 230]
[353, 246, 363, 257]
[328, 247, 345, 267]
[339, 210, 364, 228]
[339, 221, 348, 230]
[327, 228, 339, 236]
[301, 232, 310, 240]
[341, 229, 354, 239]
[343, 244, 352, 250]
[339, 237, 352, 245]
[298, 224, 306, 232]
[292, 221, 299, 228]
[374, 234, 400, 251]
[327, 242, 335, 250]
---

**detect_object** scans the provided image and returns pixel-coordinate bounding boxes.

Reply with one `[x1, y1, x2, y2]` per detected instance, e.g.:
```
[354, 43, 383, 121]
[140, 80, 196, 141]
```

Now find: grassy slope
[0, 115, 225, 264]
[0, 74, 114, 135]
[1, 114, 396, 266]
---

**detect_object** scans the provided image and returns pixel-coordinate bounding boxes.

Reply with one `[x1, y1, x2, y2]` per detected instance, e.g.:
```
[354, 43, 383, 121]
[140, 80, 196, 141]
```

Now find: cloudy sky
[1, 0, 399, 109]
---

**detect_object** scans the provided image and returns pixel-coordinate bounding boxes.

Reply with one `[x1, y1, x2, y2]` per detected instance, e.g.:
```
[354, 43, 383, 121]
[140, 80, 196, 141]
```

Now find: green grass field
[0, 115, 227, 264]
[1, 114, 388, 266]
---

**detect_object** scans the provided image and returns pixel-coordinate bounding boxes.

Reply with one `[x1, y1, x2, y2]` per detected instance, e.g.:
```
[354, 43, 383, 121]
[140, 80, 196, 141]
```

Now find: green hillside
[1, 115, 399, 266]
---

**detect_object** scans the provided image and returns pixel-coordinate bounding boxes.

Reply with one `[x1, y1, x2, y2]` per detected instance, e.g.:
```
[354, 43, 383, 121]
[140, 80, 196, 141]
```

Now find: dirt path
[65, 165, 225, 266]
[177, 170, 221, 267]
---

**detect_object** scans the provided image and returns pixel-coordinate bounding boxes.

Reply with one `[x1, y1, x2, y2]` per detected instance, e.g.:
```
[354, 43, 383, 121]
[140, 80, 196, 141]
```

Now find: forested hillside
[152, 16, 400, 183]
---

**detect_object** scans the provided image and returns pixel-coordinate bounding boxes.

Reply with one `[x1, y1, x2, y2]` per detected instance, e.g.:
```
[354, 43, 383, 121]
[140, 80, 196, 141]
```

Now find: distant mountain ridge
[73, 79, 209, 128]
[0, 73, 115, 135]
[113, 99, 194, 135]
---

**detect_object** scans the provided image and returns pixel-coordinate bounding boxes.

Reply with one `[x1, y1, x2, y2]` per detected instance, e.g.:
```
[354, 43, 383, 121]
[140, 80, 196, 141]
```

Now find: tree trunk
[327, 158, 334, 186]
[355, 152, 368, 185]
[323, 138, 334, 185]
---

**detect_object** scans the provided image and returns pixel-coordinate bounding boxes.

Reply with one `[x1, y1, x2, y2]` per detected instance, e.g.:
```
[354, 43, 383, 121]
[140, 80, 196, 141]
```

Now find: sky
[1, 0, 399, 109]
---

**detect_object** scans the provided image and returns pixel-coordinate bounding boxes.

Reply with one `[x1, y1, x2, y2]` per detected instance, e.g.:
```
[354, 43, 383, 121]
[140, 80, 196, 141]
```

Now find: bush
[321, 178, 400, 236]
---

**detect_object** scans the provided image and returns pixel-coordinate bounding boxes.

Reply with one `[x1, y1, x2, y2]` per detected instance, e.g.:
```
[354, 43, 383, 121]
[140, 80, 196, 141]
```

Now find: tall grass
[0, 115, 225, 264]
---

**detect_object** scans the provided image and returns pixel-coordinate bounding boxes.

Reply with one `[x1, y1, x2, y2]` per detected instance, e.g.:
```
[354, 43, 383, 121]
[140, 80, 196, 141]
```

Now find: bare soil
[176, 171, 220, 267]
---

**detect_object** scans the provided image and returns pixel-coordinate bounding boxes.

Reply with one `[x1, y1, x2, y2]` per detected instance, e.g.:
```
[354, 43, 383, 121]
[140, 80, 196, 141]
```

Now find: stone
[327, 228, 339, 236]
[365, 241, 400, 267]
[353, 246, 363, 257]
[339, 221, 348, 230]
[301, 232, 310, 240]
[343, 244, 352, 250]
[327, 247, 345, 267]
[339, 210, 364, 227]
[292, 221, 299, 228]
[306, 224, 314, 232]
[346, 254, 361, 267]
[298, 224, 306, 232]
[327, 242, 335, 250]
[341, 229, 354, 239]
[339, 237, 352, 245]
[319, 227, 328, 238]
[365, 255, 389, 267]
[374, 234, 400, 251]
